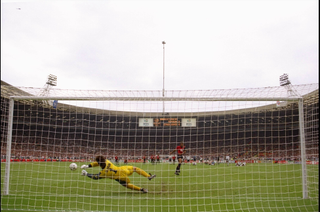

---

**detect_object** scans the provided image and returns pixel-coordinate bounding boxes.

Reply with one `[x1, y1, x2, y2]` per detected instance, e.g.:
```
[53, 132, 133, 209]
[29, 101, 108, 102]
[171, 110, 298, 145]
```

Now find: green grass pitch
[1, 162, 318, 212]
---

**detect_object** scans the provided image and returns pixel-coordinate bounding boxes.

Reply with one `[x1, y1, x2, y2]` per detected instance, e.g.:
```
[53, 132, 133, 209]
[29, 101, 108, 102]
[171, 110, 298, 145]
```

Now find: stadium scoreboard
[139, 118, 196, 127]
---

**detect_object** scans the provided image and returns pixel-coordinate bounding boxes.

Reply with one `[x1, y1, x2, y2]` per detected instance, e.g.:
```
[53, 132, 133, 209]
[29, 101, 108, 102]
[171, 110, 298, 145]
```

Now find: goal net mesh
[1, 82, 318, 212]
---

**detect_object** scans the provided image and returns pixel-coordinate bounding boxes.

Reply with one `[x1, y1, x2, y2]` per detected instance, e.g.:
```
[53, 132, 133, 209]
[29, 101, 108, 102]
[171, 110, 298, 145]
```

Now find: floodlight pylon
[38, 74, 57, 106]
[279, 73, 300, 97]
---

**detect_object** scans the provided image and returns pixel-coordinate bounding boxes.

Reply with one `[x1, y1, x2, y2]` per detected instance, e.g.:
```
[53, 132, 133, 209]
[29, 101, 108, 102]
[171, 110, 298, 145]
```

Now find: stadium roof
[1, 80, 318, 116]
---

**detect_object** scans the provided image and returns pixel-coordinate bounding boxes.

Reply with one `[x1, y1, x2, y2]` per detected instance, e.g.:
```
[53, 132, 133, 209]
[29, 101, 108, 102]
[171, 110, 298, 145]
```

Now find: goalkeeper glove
[81, 165, 89, 169]
[81, 170, 88, 176]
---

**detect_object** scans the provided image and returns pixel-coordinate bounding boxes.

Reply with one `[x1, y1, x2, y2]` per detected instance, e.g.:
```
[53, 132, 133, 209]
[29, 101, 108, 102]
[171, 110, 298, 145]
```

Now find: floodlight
[46, 74, 57, 86]
[279, 73, 290, 86]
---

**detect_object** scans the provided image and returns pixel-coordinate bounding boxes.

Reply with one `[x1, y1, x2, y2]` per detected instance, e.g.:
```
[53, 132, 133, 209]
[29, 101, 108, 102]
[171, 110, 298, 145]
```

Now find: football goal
[1, 83, 318, 212]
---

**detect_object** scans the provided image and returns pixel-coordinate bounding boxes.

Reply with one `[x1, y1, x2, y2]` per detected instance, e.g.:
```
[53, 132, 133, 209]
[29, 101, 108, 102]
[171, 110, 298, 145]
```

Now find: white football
[69, 163, 77, 171]
[193, 162, 197, 165]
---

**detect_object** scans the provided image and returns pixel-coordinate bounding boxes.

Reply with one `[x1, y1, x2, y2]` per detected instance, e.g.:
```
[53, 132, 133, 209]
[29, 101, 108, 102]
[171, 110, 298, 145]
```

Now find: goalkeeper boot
[81, 170, 88, 176]
[148, 173, 156, 180]
[141, 188, 148, 193]
[174, 170, 180, 175]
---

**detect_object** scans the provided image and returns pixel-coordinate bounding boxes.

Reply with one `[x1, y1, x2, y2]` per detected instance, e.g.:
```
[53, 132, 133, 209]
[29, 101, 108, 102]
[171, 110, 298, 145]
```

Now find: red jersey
[176, 145, 185, 155]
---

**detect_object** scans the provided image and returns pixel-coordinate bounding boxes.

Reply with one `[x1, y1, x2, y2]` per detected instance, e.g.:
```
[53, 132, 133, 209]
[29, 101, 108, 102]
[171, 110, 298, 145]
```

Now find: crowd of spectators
[1, 134, 318, 162]
[1, 95, 318, 162]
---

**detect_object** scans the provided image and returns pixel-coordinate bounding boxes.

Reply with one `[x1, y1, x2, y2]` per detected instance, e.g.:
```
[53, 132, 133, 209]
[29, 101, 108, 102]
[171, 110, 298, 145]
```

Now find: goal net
[1, 82, 318, 212]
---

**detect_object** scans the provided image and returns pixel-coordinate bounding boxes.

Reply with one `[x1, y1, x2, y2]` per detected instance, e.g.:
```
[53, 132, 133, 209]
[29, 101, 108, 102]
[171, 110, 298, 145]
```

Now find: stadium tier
[1, 80, 318, 212]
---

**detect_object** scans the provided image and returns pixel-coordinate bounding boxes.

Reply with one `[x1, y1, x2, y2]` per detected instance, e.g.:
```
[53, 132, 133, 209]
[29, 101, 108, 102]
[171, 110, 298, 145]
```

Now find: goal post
[3, 98, 14, 195]
[1, 84, 318, 212]
[298, 99, 308, 199]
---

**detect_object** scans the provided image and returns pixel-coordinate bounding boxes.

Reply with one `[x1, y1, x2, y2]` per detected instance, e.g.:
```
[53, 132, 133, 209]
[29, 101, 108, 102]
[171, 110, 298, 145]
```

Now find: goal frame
[3, 95, 308, 199]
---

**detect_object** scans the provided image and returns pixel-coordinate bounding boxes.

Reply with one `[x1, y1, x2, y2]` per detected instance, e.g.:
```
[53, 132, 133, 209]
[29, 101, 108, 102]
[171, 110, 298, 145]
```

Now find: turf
[1, 162, 318, 212]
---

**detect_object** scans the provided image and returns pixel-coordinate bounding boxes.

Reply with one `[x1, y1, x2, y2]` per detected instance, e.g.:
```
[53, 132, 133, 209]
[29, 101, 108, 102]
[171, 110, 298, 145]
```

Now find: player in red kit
[170, 142, 188, 175]
[172, 156, 176, 164]
[115, 156, 119, 164]
[151, 155, 155, 164]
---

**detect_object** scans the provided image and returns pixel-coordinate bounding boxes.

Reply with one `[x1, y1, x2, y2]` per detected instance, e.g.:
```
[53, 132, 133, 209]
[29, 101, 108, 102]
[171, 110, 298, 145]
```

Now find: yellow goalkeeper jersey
[89, 160, 133, 182]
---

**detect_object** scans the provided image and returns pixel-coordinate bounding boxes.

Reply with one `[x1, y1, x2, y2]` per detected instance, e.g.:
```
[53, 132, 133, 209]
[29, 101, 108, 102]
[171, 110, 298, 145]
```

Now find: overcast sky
[1, 0, 318, 92]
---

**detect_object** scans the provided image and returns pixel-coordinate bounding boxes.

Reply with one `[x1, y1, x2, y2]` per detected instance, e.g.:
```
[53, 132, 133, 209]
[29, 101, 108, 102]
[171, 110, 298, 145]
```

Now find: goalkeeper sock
[135, 167, 150, 178]
[126, 183, 141, 191]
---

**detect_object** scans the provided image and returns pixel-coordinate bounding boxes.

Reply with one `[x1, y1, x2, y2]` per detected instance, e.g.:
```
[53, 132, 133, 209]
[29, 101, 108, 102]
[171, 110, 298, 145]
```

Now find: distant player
[199, 157, 203, 163]
[170, 142, 188, 175]
[156, 155, 160, 164]
[115, 156, 119, 164]
[172, 156, 176, 164]
[226, 155, 230, 166]
[81, 155, 156, 193]
[206, 158, 211, 164]
[235, 161, 246, 166]
[143, 156, 146, 164]
[186, 155, 190, 163]
[150, 155, 155, 164]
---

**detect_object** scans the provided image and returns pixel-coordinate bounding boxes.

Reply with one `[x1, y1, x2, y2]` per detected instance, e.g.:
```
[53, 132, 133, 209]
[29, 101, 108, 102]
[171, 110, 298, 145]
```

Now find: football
[193, 162, 197, 165]
[69, 163, 77, 171]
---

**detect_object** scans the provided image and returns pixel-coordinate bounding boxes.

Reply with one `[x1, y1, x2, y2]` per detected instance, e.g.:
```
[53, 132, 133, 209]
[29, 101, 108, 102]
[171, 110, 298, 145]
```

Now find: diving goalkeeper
[81, 155, 156, 193]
